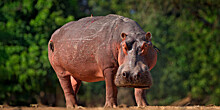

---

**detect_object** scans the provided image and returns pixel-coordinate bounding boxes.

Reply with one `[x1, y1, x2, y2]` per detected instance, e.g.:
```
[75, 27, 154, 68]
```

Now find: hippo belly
[65, 62, 104, 82]
[60, 54, 104, 82]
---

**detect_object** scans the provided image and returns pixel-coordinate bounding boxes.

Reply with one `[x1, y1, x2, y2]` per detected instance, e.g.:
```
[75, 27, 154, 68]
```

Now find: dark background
[0, 0, 219, 107]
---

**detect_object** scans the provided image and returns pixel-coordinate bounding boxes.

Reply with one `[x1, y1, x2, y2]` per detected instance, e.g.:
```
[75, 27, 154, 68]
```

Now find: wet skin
[48, 14, 157, 108]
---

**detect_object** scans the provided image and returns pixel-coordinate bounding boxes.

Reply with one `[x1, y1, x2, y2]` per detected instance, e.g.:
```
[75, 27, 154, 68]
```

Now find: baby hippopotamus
[48, 14, 158, 108]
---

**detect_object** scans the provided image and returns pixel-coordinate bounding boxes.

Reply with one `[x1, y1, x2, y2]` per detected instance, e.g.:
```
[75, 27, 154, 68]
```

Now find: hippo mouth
[114, 76, 152, 89]
[114, 74, 152, 89]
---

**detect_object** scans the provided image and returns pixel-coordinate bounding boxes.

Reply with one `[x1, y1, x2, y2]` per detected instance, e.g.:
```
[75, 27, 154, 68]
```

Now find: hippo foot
[104, 102, 117, 108]
[66, 103, 78, 109]
[137, 100, 149, 107]
[65, 96, 78, 108]
[66, 105, 75, 109]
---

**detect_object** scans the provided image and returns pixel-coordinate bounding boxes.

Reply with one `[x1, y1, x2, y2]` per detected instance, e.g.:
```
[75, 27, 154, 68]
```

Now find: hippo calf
[48, 14, 157, 108]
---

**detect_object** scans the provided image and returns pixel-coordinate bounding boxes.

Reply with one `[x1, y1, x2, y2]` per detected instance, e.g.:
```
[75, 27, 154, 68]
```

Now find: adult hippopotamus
[48, 14, 157, 108]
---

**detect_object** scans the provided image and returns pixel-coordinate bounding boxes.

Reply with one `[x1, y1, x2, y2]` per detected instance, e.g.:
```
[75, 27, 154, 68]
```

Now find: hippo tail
[49, 41, 54, 52]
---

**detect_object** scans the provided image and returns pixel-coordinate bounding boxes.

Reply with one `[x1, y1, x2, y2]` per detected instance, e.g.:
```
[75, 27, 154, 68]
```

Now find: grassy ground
[1, 106, 220, 110]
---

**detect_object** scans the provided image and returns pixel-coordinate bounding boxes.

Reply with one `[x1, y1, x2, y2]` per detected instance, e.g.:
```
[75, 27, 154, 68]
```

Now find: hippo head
[115, 32, 157, 89]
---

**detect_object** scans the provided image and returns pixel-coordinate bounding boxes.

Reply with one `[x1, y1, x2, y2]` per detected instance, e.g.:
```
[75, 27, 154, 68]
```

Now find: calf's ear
[146, 32, 152, 41]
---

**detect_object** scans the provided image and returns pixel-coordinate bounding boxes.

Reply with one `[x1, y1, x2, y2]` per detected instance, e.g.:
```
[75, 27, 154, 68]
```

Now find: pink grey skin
[48, 14, 157, 108]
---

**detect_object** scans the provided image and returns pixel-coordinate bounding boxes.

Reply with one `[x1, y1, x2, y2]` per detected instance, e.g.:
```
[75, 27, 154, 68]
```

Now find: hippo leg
[70, 76, 81, 96]
[104, 68, 118, 108]
[54, 66, 77, 108]
[134, 88, 149, 107]
[57, 75, 77, 108]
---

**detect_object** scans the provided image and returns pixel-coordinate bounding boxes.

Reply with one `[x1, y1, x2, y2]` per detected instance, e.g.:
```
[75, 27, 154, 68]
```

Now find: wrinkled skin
[48, 14, 157, 108]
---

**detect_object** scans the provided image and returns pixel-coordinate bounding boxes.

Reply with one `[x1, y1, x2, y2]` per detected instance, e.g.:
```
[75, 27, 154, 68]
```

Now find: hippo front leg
[135, 88, 149, 107]
[104, 68, 118, 108]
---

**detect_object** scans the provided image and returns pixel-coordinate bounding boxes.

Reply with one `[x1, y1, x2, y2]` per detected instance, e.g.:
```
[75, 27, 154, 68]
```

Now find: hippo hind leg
[53, 66, 80, 108]
[70, 76, 81, 97]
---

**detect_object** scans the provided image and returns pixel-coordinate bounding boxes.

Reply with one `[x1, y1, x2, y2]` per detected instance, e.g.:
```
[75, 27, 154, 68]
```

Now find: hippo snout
[114, 65, 153, 89]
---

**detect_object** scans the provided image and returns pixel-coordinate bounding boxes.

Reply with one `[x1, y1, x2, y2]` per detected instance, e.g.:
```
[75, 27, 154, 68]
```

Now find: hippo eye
[122, 42, 128, 55]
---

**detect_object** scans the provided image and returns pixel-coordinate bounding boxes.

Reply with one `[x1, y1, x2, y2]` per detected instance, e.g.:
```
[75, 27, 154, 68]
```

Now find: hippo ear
[121, 33, 127, 40]
[146, 32, 152, 40]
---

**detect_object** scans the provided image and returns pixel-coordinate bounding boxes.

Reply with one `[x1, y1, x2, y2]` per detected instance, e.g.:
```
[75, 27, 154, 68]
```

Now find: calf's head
[115, 32, 157, 89]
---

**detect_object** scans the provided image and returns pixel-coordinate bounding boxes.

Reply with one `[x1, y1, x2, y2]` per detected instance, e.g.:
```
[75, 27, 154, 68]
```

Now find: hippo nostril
[122, 72, 126, 77]
[122, 72, 129, 78]
[134, 73, 141, 79]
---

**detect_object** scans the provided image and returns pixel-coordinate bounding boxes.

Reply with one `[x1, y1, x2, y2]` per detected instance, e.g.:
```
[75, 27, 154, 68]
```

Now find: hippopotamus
[48, 14, 158, 108]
